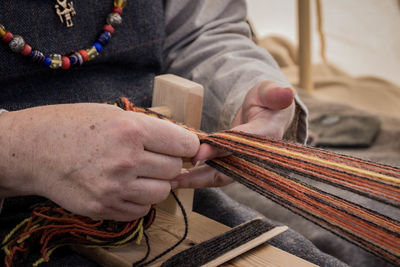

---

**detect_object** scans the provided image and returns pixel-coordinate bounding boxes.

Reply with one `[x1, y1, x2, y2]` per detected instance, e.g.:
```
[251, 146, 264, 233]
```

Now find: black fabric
[0, 0, 165, 110]
[161, 218, 274, 267]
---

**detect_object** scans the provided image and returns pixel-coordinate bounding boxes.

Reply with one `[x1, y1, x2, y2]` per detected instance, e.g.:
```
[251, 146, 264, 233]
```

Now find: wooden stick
[298, 0, 314, 93]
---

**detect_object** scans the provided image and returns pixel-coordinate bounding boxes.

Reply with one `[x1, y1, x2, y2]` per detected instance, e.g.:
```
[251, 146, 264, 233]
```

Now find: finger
[121, 177, 171, 205]
[259, 84, 294, 110]
[232, 116, 285, 139]
[192, 143, 230, 165]
[137, 150, 183, 180]
[96, 202, 152, 222]
[172, 165, 233, 189]
[137, 114, 200, 157]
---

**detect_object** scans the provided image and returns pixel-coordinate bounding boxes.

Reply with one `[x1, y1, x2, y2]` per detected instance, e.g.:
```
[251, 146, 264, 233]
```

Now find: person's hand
[0, 103, 199, 221]
[170, 80, 295, 189]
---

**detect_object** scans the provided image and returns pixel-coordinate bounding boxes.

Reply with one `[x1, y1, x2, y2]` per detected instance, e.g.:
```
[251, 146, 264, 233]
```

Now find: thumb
[257, 82, 294, 110]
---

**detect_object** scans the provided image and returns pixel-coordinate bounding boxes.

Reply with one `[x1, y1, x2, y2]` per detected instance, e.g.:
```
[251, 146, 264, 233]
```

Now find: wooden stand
[74, 75, 316, 266]
[298, 0, 314, 93]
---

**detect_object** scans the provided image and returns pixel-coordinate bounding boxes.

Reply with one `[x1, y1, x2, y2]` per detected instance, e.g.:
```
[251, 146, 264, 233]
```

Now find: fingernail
[170, 181, 179, 189]
[180, 168, 189, 174]
[194, 160, 205, 167]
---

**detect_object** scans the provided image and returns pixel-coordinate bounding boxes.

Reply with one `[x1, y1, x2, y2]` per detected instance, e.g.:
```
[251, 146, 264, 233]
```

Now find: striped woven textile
[124, 102, 400, 265]
[201, 131, 400, 265]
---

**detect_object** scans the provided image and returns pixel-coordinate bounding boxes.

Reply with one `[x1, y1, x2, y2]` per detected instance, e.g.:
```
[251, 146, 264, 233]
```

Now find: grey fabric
[163, 0, 308, 142]
[309, 114, 381, 147]
[193, 188, 348, 267]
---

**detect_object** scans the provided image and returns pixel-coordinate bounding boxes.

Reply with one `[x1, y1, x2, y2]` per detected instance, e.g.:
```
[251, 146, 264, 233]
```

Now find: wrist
[0, 110, 35, 197]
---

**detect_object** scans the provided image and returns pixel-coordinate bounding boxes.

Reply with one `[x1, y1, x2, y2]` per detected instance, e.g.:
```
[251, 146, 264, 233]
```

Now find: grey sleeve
[163, 0, 307, 142]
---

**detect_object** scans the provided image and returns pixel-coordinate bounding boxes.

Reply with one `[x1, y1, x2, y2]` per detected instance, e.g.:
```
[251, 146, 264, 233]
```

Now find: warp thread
[202, 131, 400, 265]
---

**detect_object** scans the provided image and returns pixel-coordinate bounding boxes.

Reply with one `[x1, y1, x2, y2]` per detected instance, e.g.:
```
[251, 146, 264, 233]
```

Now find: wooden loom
[74, 75, 316, 266]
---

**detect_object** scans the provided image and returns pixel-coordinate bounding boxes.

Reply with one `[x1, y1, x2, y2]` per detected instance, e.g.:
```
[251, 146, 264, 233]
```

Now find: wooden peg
[152, 74, 204, 215]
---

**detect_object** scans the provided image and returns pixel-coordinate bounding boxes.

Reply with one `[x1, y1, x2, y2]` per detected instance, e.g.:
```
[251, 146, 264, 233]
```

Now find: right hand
[0, 103, 199, 221]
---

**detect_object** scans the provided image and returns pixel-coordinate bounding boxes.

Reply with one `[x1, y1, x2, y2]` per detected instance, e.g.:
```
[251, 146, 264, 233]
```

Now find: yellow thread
[2, 245, 10, 256]
[32, 245, 63, 267]
[17, 233, 31, 244]
[228, 157, 399, 230]
[219, 133, 400, 184]
[2, 218, 30, 245]
[220, 157, 400, 238]
[136, 222, 144, 245]
[115, 218, 144, 245]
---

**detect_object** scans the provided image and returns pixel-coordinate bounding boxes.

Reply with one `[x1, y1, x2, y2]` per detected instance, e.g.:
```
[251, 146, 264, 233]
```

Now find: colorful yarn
[2, 202, 155, 267]
[201, 131, 400, 265]
[0, 0, 126, 70]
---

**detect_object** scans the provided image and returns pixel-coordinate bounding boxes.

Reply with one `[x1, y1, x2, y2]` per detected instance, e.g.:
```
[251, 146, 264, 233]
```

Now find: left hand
[170, 80, 296, 189]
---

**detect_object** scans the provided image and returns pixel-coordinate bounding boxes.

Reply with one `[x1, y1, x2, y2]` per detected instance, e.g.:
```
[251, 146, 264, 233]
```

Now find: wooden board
[75, 209, 317, 267]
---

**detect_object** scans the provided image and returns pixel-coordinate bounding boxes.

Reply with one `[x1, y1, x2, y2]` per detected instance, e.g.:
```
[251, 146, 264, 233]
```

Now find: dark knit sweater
[0, 0, 164, 111]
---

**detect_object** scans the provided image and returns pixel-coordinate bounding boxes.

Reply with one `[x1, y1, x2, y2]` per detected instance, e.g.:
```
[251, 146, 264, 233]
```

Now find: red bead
[21, 44, 32, 56]
[2, 31, 13, 43]
[79, 49, 89, 62]
[61, 56, 71, 70]
[113, 7, 123, 15]
[103, 24, 115, 35]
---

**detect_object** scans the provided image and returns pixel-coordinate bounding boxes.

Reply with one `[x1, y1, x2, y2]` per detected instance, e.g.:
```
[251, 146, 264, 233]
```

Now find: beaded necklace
[0, 0, 126, 70]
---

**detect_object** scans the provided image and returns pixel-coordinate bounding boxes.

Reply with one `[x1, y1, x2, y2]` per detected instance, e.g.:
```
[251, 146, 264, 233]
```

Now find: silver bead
[9, 35, 25, 53]
[107, 12, 122, 27]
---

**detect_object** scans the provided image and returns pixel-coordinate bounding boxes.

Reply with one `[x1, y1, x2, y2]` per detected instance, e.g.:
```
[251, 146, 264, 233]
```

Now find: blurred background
[222, 1, 400, 266]
[248, 0, 400, 85]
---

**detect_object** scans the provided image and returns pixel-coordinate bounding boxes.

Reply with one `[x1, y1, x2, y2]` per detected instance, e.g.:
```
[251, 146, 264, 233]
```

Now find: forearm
[0, 109, 31, 199]
[0, 109, 10, 199]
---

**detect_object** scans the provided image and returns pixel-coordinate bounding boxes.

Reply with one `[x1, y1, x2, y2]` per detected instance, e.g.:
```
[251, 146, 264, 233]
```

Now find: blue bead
[69, 56, 76, 64]
[93, 42, 103, 53]
[43, 57, 52, 67]
[98, 31, 111, 46]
